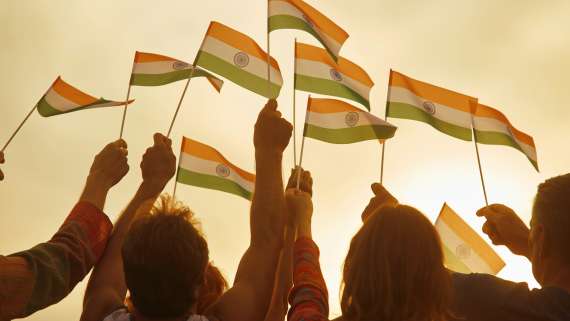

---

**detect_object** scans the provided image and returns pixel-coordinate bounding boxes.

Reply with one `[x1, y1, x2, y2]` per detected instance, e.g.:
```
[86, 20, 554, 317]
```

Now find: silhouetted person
[286, 180, 453, 321]
[0, 140, 129, 320]
[81, 99, 294, 321]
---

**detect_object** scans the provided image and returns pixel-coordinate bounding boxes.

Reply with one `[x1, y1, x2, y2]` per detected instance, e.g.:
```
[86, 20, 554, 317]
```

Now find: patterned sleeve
[287, 237, 329, 321]
[0, 201, 113, 320]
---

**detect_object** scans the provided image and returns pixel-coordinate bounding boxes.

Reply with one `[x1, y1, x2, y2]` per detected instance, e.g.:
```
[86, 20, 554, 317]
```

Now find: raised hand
[287, 167, 313, 196]
[140, 133, 177, 195]
[477, 204, 530, 258]
[88, 139, 129, 189]
[361, 183, 399, 221]
[0, 151, 4, 181]
[254, 99, 293, 156]
[286, 188, 313, 238]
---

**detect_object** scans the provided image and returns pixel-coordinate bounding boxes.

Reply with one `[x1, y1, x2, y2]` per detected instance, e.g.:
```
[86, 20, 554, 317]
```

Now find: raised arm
[0, 140, 129, 320]
[81, 133, 176, 321]
[208, 99, 293, 321]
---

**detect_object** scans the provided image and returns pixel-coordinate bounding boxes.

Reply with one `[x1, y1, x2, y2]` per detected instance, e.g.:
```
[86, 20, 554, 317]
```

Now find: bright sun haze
[1, 0, 569, 320]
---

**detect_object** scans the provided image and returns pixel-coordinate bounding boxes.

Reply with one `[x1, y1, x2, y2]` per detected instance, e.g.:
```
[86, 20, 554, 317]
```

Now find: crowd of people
[0, 99, 569, 321]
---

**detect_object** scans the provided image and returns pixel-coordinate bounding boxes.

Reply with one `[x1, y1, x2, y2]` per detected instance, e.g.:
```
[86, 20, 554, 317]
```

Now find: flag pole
[166, 68, 195, 138]
[296, 98, 310, 190]
[1, 104, 37, 153]
[266, 1, 272, 99]
[173, 151, 182, 198]
[119, 56, 135, 139]
[292, 39, 298, 166]
[471, 109, 489, 206]
[380, 69, 392, 183]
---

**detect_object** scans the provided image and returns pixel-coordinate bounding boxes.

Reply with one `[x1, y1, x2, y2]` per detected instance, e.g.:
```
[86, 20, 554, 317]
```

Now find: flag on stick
[177, 137, 255, 200]
[195, 21, 283, 99]
[268, 0, 349, 60]
[37, 77, 133, 117]
[435, 203, 505, 274]
[304, 97, 397, 144]
[295, 42, 374, 110]
[472, 103, 538, 171]
[386, 70, 474, 141]
[130, 51, 223, 91]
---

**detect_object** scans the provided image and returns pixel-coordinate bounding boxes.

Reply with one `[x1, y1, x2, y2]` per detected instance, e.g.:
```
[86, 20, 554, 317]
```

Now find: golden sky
[1, 0, 569, 320]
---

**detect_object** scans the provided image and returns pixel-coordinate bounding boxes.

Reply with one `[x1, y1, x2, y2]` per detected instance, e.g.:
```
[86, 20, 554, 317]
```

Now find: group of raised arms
[1, 99, 569, 321]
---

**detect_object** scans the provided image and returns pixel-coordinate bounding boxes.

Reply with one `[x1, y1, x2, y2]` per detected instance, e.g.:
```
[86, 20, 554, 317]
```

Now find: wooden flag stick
[166, 69, 195, 138]
[2, 104, 37, 153]
[119, 58, 135, 139]
[172, 152, 182, 198]
[379, 70, 392, 183]
[266, 1, 272, 99]
[292, 39, 298, 166]
[471, 115, 489, 206]
[296, 102, 309, 190]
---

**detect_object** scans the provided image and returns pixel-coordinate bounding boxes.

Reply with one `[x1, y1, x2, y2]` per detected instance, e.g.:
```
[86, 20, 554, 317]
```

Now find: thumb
[263, 99, 278, 112]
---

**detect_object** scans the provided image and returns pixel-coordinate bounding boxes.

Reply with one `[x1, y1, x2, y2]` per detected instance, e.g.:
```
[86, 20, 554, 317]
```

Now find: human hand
[477, 204, 531, 258]
[286, 167, 313, 196]
[361, 183, 399, 221]
[254, 99, 293, 156]
[140, 133, 177, 195]
[286, 188, 313, 238]
[88, 139, 129, 190]
[0, 151, 4, 181]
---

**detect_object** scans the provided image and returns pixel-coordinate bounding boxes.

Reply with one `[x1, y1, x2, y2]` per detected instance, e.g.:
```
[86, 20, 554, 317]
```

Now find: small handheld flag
[268, 0, 349, 60]
[295, 42, 374, 110]
[304, 97, 397, 144]
[195, 21, 283, 99]
[435, 203, 505, 275]
[176, 137, 255, 200]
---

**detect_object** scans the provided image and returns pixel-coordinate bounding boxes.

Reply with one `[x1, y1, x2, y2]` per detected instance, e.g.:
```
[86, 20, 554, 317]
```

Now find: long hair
[341, 205, 452, 321]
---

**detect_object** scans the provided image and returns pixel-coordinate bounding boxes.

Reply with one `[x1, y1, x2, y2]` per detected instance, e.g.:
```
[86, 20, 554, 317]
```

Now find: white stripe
[388, 86, 472, 128]
[296, 58, 370, 99]
[44, 88, 82, 112]
[269, 1, 342, 55]
[201, 36, 283, 86]
[179, 154, 254, 192]
[307, 111, 394, 129]
[133, 60, 185, 75]
[473, 116, 537, 161]
[436, 219, 497, 274]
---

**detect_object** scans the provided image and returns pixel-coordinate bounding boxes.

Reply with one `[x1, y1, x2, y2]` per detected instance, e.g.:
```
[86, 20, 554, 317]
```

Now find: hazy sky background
[1, 0, 569, 320]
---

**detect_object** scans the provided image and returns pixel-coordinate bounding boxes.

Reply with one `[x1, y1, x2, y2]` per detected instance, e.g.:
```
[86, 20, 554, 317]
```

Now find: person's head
[122, 195, 209, 319]
[529, 173, 570, 283]
[196, 263, 228, 314]
[342, 205, 452, 321]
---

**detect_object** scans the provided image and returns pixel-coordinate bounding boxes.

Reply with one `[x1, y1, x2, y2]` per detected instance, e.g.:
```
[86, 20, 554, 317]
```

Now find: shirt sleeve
[0, 201, 113, 320]
[287, 237, 329, 321]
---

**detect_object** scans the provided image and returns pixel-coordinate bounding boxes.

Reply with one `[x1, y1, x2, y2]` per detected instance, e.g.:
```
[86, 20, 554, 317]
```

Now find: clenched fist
[254, 99, 293, 155]
[361, 183, 399, 221]
[89, 139, 129, 189]
[477, 204, 530, 257]
[286, 167, 313, 196]
[140, 133, 177, 193]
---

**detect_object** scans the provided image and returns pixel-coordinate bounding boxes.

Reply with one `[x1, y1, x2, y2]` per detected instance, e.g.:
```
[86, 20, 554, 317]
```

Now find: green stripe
[37, 97, 118, 117]
[387, 102, 472, 141]
[195, 51, 281, 99]
[177, 168, 252, 200]
[474, 130, 539, 171]
[304, 123, 396, 144]
[442, 244, 472, 274]
[131, 69, 218, 87]
[268, 15, 339, 60]
[295, 74, 370, 110]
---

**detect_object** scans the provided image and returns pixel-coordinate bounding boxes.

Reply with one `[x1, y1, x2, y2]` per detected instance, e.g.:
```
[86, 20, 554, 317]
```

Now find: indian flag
[130, 51, 223, 91]
[304, 97, 397, 144]
[295, 42, 374, 110]
[387, 70, 475, 141]
[435, 203, 505, 275]
[37, 77, 133, 117]
[268, 0, 349, 60]
[473, 103, 538, 171]
[177, 137, 255, 200]
[195, 21, 283, 99]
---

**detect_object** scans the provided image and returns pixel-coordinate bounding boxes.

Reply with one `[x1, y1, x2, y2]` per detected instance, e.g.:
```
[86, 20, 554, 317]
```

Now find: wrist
[255, 149, 283, 161]
[297, 219, 312, 239]
[86, 172, 114, 192]
[139, 180, 167, 199]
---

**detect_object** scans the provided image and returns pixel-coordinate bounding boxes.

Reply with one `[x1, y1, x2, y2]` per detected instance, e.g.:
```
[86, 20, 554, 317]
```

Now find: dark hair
[341, 205, 452, 321]
[122, 195, 209, 318]
[533, 173, 570, 263]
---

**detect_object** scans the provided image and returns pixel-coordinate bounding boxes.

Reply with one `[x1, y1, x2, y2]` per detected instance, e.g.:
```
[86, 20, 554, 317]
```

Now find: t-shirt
[452, 272, 570, 321]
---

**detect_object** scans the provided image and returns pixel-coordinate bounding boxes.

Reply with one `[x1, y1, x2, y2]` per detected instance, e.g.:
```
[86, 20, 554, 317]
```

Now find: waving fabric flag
[472, 103, 538, 171]
[177, 137, 255, 200]
[387, 70, 474, 141]
[195, 21, 283, 99]
[295, 42, 374, 110]
[435, 203, 505, 275]
[37, 77, 133, 117]
[130, 51, 223, 91]
[304, 97, 397, 144]
[268, 0, 349, 60]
